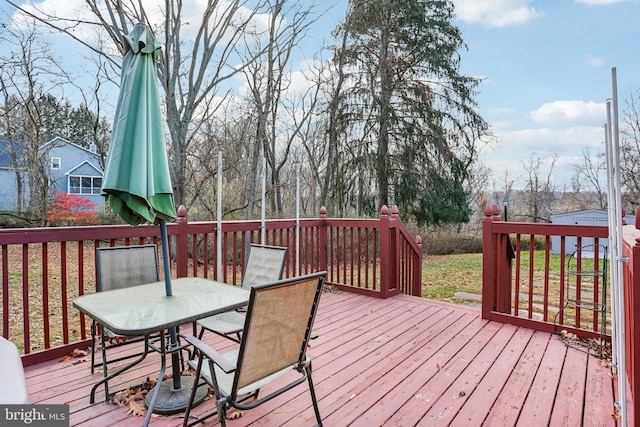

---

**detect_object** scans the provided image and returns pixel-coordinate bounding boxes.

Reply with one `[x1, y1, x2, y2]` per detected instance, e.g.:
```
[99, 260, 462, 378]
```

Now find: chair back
[96, 245, 160, 292]
[240, 244, 288, 289]
[232, 272, 325, 394]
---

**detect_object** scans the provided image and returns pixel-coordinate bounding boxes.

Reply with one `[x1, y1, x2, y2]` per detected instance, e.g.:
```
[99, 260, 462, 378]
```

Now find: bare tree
[522, 152, 558, 223]
[5, 0, 270, 208]
[241, 0, 321, 218]
[620, 88, 640, 207]
[0, 17, 69, 224]
[570, 147, 607, 209]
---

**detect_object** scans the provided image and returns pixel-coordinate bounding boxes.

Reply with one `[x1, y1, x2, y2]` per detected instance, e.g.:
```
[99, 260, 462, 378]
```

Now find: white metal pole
[604, 108, 618, 372]
[216, 151, 223, 281]
[296, 164, 301, 276]
[261, 157, 266, 245]
[611, 67, 627, 426]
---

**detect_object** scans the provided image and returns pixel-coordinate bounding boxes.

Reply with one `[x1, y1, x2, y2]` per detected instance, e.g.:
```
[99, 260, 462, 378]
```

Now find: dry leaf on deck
[112, 388, 134, 406]
[228, 411, 243, 420]
[126, 400, 147, 417]
[71, 349, 87, 358]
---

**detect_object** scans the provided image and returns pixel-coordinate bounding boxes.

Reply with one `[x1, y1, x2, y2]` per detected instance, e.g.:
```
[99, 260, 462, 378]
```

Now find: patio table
[73, 277, 249, 426]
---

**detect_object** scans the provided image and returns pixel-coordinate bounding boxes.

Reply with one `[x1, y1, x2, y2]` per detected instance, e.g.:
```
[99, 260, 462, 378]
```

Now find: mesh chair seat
[196, 311, 245, 337]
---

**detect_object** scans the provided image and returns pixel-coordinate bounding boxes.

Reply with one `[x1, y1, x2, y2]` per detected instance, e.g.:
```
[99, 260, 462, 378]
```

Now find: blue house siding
[0, 137, 105, 212]
[43, 137, 105, 210]
[0, 169, 29, 212]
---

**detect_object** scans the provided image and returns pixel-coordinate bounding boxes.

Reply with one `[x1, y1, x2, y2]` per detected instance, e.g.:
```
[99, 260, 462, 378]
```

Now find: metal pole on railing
[296, 164, 300, 276]
[261, 157, 266, 245]
[609, 67, 627, 426]
[216, 151, 223, 280]
[604, 109, 618, 372]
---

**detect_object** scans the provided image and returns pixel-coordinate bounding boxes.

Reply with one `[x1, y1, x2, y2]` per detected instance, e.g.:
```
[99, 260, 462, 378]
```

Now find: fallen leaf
[71, 348, 87, 357]
[58, 355, 71, 362]
[612, 413, 622, 421]
[436, 363, 442, 371]
[126, 400, 147, 417]
[228, 411, 243, 420]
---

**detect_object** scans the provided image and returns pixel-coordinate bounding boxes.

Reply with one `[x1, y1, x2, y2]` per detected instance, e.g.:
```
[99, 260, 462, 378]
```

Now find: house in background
[0, 137, 105, 212]
[550, 208, 636, 256]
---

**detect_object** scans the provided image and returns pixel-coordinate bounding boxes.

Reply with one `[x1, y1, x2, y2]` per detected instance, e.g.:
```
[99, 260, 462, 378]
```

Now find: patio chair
[90, 244, 160, 374]
[182, 271, 326, 427]
[196, 244, 288, 342]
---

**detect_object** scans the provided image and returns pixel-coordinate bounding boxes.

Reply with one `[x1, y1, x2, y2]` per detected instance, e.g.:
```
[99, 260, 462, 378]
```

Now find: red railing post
[413, 235, 423, 297]
[379, 205, 390, 299]
[318, 206, 328, 273]
[176, 205, 189, 278]
[482, 205, 496, 319]
[388, 205, 400, 296]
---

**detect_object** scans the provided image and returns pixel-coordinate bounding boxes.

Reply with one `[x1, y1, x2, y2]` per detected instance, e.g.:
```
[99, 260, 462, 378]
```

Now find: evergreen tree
[334, 0, 488, 225]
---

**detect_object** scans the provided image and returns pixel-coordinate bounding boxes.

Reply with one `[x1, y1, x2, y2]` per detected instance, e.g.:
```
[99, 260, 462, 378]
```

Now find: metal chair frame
[183, 272, 325, 427]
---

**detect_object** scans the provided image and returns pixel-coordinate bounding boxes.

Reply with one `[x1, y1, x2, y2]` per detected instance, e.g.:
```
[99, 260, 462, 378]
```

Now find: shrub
[46, 192, 99, 226]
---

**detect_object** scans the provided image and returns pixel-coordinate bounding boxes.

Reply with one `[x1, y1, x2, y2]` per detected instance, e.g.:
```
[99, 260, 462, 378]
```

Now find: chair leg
[216, 398, 228, 427]
[182, 356, 203, 427]
[306, 362, 322, 427]
[90, 321, 97, 374]
[100, 328, 110, 401]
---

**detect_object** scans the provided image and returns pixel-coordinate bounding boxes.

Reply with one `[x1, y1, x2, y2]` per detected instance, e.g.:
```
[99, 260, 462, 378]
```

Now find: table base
[145, 376, 208, 414]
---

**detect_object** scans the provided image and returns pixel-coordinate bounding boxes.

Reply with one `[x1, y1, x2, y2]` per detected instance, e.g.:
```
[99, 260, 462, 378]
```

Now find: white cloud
[529, 100, 606, 126]
[480, 124, 605, 187]
[585, 55, 605, 67]
[452, 0, 544, 28]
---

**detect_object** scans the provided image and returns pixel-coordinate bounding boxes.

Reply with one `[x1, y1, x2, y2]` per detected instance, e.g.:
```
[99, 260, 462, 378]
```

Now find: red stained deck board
[379, 320, 505, 426]
[482, 330, 552, 426]
[419, 323, 520, 425]
[316, 314, 484, 427]
[515, 335, 567, 426]
[583, 354, 616, 426]
[449, 326, 535, 426]
[549, 345, 589, 426]
[21, 291, 622, 427]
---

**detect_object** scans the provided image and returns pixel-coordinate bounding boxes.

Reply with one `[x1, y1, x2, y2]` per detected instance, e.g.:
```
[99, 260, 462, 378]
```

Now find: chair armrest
[184, 335, 237, 373]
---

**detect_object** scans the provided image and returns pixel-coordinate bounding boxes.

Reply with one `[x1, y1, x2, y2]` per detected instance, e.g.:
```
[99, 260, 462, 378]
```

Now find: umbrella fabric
[101, 23, 176, 226]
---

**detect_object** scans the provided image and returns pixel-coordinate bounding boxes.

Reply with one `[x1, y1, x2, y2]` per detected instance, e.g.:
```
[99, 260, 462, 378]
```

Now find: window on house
[69, 176, 102, 195]
[51, 157, 61, 170]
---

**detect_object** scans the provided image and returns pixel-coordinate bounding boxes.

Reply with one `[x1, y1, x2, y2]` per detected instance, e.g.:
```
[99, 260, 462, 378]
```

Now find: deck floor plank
[22, 291, 621, 426]
[420, 322, 519, 425]
[515, 333, 567, 426]
[548, 345, 589, 426]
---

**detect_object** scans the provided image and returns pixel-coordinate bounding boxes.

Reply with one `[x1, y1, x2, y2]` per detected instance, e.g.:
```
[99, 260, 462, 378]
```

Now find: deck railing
[0, 205, 422, 366]
[482, 204, 610, 337]
[483, 204, 640, 423]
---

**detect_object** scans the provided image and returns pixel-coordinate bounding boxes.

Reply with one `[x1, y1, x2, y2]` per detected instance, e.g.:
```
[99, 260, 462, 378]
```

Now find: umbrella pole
[144, 219, 207, 416]
[159, 219, 181, 384]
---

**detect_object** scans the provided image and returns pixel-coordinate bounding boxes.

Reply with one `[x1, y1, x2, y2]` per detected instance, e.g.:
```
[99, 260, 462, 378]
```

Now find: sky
[2, 0, 640, 193]
[449, 0, 640, 190]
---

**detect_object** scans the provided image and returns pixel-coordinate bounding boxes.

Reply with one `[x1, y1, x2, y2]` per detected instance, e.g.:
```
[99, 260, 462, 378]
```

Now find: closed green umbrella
[101, 22, 205, 421]
[101, 23, 175, 227]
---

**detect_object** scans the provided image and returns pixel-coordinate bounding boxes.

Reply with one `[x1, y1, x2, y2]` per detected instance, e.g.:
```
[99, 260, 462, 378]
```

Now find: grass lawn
[421, 253, 483, 303]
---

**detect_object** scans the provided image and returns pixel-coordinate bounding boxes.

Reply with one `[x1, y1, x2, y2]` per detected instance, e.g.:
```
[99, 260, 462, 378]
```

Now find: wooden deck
[24, 290, 625, 426]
